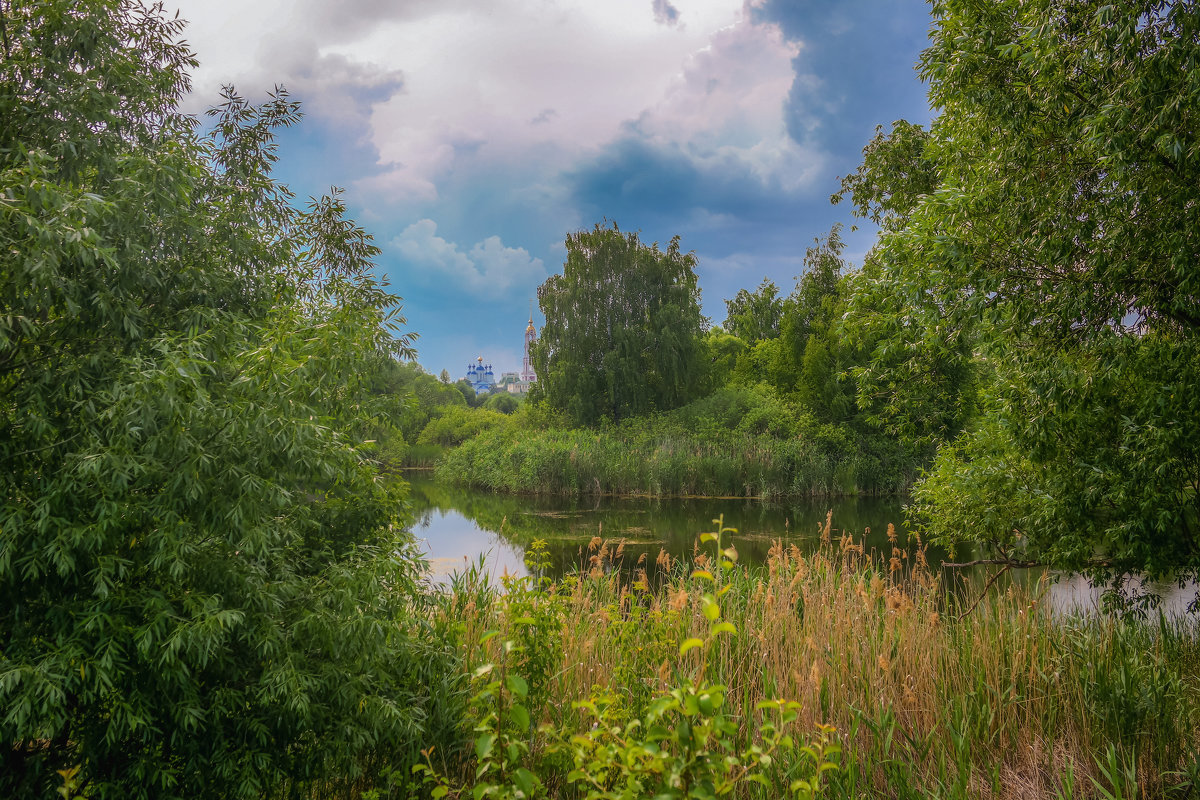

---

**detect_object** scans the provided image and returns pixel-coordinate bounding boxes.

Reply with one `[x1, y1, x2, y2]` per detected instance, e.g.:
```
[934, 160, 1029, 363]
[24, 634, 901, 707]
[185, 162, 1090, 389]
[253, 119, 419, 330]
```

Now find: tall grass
[432, 386, 925, 498]
[442, 521, 1200, 798]
[437, 420, 916, 498]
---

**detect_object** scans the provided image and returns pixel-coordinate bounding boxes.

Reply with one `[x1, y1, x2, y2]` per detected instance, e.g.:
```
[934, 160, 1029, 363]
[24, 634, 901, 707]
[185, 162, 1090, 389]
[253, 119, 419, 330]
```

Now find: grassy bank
[435, 387, 923, 497]
[417, 519, 1200, 799]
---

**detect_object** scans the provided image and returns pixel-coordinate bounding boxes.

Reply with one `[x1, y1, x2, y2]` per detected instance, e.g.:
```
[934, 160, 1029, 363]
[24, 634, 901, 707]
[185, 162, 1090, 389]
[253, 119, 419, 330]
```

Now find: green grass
[429, 524, 1200, 799]
[435, 388, 923, 498]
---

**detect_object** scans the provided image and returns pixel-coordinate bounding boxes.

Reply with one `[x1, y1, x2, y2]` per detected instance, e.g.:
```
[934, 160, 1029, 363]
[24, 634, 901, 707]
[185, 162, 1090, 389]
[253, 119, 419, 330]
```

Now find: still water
[407, 472, 925, 579]
[404, 472, 1196, 616]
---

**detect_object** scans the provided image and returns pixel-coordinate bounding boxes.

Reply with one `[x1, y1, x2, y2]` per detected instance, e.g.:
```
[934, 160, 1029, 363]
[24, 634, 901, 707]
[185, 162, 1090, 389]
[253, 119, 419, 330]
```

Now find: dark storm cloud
[753, 0, 933, 156]
[568, 136, 803, 232]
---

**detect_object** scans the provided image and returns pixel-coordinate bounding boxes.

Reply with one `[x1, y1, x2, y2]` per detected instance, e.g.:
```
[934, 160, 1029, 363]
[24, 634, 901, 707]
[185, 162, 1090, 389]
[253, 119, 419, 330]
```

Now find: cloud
[625, 14, 815, 188]
[750, 0, 935, 154]
[392, 220, 546, 294]
[652, 0, 681, 26]
[564, 12, 823, 236]
[261, 42, 404, 132]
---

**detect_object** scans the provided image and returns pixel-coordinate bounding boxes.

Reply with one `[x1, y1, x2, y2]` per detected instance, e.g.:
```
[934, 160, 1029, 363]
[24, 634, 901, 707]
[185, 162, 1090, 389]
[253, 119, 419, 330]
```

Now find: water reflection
[405, 471, 933, 584]
[404, 472, 1196, 616]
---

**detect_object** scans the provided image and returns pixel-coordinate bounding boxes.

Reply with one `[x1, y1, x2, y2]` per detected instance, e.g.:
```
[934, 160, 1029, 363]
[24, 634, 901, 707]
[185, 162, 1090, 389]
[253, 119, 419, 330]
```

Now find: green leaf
[506, 674, 529, 699]
[679, 638, 704, 655]
[513, 768, 537, 797]
[711, 621, 737, 636]
[510, 703, 530, 730]
[475, 733, 497, 761]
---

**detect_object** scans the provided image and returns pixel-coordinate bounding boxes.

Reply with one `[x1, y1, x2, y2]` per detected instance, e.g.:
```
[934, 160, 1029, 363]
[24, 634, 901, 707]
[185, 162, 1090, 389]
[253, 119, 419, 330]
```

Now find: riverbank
[432, 388, 925, 498]
[415, 522, 1200, 800]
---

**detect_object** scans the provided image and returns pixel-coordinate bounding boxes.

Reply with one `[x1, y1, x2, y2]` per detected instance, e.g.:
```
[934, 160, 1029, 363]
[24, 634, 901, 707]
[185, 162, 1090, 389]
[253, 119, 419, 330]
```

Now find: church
[464, 314, 537, 395]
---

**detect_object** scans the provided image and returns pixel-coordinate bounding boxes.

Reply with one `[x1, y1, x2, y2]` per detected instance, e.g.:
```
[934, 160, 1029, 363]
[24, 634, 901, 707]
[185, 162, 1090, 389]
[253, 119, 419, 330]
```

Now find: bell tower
[521, 300, 537, 383]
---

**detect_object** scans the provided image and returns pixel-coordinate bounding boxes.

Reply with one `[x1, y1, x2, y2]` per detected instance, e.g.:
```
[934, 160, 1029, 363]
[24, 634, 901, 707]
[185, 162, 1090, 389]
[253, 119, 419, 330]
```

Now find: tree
[723, 278, 783, 344]
[0, 2, 459, 797]
[532, 222, 706, 425]
[699, 327, 747, 390]
[849, 0, 1200, 600]
[783, 224, 846, 359]
[455, 378, 480, 407]
[483, 392, 520, 415]
[831, 119, 937, 230]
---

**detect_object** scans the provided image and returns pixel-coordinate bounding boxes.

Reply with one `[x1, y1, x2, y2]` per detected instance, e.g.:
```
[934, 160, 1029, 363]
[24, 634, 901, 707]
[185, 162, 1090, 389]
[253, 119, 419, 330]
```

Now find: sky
[163, 0, 935, 377]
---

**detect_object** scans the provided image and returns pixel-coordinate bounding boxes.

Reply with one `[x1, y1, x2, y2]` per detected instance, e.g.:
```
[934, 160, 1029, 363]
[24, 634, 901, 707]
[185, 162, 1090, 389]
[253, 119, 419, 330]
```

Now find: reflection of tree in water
[403, 473, 944, 583]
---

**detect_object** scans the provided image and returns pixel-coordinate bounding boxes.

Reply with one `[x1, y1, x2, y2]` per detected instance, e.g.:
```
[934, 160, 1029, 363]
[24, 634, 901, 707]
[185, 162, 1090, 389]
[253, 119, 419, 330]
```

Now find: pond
[404, 472, 1196, 616]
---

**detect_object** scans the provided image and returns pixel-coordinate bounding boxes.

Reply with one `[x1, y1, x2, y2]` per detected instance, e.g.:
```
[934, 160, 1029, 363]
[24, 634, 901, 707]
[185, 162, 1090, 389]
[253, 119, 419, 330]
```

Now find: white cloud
[630, 18, 821, 189]
[392, 220, 546, 293]
[165, 0, 818, 216]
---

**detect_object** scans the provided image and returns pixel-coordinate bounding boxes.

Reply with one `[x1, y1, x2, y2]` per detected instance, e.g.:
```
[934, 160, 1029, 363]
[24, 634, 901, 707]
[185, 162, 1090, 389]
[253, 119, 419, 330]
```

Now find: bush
[418, 405, 510, 447]
[0, 3, 462, 796]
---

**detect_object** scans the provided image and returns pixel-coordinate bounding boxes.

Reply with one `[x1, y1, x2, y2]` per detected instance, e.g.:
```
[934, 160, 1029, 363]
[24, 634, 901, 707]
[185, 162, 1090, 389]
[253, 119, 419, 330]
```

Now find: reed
[440, 521, 1200, 799]
[437, 423, 916, 498]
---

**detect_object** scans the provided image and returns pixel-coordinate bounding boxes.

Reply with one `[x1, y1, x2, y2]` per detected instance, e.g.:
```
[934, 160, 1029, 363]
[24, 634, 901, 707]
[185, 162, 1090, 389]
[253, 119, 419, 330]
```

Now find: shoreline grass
[432, 521, 1200, 799]
[436, 424, 919, 499]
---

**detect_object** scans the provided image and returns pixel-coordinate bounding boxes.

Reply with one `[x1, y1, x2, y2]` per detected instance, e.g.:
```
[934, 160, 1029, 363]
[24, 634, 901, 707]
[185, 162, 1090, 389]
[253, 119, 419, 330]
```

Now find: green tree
[832, 119, 937, 230]
[483, 392, 520, 415]
[455, 377, 480, 407]
[723, 278, 783, 344]
[783, 224, 846, 362]
[0, 2, 459, 797]
[853, 0, 1200, 598]
[699, 327, 747, 390]
[532, 222, 706, 425]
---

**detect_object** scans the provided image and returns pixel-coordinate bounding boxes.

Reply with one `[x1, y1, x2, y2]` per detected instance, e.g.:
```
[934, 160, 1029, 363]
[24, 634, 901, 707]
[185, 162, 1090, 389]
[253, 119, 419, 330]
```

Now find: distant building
[513, 314, 537, 394]
[465, 355, 495, 394]
[462, 315, 537, 396]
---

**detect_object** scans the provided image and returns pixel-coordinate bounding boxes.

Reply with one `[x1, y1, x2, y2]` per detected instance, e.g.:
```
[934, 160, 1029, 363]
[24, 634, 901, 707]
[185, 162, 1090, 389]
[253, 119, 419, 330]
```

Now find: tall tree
[532, 222, 705, 425]
[851, 0, 1200, 600]
[723, 278, 783, 344]
[0, 2, 458, 797]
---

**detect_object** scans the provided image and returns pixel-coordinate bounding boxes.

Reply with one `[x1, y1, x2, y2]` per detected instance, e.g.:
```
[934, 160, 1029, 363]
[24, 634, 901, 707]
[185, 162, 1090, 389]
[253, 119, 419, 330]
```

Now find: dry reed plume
[447, 523, 1200, 799]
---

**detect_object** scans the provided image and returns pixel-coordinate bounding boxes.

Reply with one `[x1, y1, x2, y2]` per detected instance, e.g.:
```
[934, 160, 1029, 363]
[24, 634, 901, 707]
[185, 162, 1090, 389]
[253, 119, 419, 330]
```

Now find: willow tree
[532, 223, 705, 426]
[0, 2, 459, 797]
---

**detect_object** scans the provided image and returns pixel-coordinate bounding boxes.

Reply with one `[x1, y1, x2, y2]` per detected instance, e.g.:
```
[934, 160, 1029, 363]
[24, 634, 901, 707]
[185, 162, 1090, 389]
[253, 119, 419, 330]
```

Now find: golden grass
[447, 527, 1200, 799]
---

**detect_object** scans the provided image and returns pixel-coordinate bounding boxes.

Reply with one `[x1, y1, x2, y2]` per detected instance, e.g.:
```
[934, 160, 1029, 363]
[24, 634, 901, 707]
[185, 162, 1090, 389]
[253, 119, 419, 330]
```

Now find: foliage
[0, 2, 461, 797]
[724, 278, 784, 345]
[699, 328, 748, 390]
[417, 518, 842, 800]
[437, 385, 918, 498]
[782, 225, 845, 365]
[418, 405, 510, 448]
[843, 0, 1200, 591]
[439, 514, 1200, 799]
[373, 360, 467, 444]
[831, 120, 936, 230]
[457, 379, 482, 408]
[484, 392, 522, 415]
[532, 222, 706, 426]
